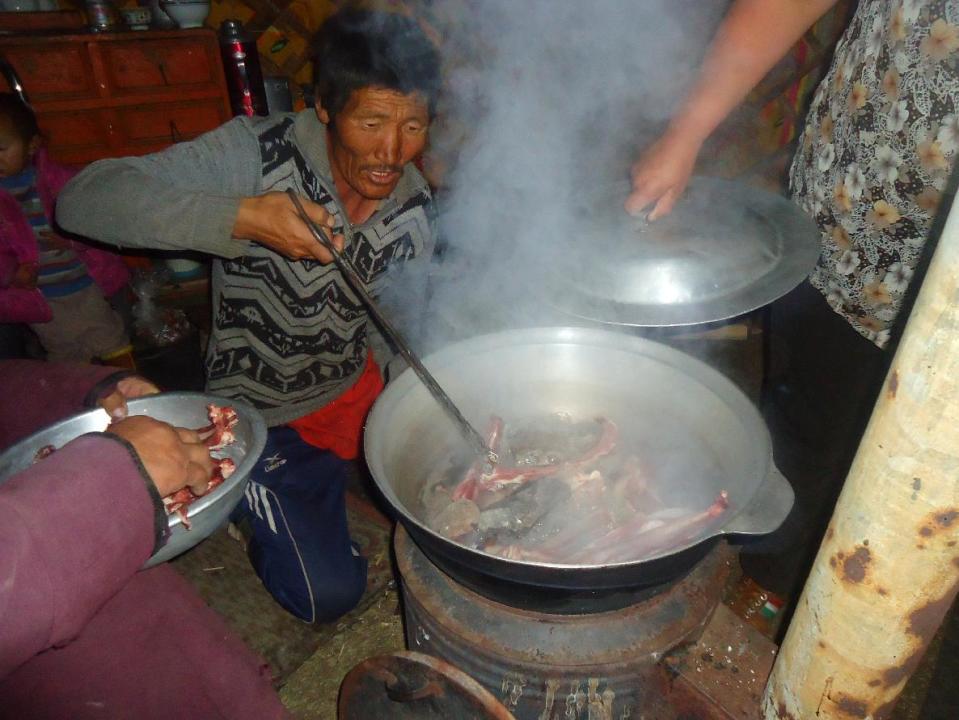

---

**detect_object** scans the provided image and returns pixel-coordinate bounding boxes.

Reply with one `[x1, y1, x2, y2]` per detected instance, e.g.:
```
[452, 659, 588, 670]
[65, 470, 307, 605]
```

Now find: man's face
[318, 87, 430, 201]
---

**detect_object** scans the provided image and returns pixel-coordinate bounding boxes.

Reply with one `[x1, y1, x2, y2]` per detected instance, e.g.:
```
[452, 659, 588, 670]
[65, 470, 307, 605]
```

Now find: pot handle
[722, 464, 794, 537]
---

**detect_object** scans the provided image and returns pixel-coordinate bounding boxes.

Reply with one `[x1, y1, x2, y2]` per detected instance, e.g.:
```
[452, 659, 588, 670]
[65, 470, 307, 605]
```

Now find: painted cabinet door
[99, 38, 223, 96]
[0, 43, 98, 102]
[0, 30, 231, 165]
[116, 98, 230, 148]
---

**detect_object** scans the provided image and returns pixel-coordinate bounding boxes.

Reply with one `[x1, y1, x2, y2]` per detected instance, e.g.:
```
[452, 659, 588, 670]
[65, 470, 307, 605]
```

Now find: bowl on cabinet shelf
[121, 6, 152, 29]
[158, 0, 208, 29]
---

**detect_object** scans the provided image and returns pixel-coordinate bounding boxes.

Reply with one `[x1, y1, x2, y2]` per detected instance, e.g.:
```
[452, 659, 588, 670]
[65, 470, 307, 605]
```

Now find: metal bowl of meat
[364, 327, 793, 605]
[0, 392, 267, 567]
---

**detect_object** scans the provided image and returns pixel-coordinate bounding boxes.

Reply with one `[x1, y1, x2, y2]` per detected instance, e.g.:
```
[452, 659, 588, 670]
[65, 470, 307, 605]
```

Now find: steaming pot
[364, 326, 793, 606]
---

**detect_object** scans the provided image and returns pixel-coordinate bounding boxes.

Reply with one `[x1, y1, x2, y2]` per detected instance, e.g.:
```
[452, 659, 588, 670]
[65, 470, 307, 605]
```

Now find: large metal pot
[365, 327, 792, 605]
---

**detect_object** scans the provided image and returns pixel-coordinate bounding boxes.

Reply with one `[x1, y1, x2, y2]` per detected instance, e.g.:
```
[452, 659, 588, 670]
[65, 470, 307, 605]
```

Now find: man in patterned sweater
[57, 9, 441, 622]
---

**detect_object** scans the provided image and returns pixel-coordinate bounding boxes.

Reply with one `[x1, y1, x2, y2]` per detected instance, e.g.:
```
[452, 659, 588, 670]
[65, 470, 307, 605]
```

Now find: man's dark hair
[0, 93, 39, 142]
[312, 8, 441, 121]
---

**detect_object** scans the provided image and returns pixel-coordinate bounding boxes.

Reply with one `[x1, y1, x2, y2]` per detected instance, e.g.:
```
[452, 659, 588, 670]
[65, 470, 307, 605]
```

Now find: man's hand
[11, 262, 37, 289]
[110, 416, 215, 498]
[99, 376, 161, 420]
[624, 129, 702, 221]
[233, 191, 346, 263]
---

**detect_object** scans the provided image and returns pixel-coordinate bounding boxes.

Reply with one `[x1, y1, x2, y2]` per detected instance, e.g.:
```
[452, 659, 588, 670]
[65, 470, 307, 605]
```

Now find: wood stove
[338, 526, 779, 719]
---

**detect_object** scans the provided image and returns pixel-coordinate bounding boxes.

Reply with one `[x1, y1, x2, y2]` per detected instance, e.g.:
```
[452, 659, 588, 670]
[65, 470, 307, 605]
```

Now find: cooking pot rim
[364, 326, 783, 572]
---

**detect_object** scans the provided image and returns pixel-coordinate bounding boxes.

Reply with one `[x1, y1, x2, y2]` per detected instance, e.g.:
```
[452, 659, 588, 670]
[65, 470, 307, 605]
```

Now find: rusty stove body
[390, 525, 778, 720]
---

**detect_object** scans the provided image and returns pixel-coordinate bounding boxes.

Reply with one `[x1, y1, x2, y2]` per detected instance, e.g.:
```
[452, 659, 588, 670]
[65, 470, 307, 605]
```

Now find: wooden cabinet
[0, 29, 232, 165]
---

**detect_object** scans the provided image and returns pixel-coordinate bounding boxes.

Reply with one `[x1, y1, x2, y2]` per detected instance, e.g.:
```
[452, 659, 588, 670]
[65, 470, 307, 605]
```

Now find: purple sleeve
[0, 286, 53, 324]
[0, 434, 158, 679]
[0, 360, 132, 448]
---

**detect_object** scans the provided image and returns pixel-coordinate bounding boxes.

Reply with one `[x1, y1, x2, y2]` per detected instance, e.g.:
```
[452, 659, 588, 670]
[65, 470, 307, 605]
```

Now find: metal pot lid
[545, 176, 820, 327]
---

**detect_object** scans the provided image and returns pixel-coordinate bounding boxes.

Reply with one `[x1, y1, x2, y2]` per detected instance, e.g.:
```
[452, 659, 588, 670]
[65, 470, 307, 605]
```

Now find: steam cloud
[381, 0, 726, 352]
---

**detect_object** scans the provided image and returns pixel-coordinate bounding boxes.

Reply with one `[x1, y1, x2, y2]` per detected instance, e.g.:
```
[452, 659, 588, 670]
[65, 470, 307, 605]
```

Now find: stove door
[339, 651, 515, 720]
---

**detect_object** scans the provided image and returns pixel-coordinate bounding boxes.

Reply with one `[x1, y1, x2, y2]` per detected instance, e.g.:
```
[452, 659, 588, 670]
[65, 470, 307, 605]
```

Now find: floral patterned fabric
[790, 0, 959, 348]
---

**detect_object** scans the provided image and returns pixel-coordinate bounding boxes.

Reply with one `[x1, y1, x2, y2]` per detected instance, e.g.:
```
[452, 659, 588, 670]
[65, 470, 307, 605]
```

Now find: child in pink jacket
[0, 93, 132, 365]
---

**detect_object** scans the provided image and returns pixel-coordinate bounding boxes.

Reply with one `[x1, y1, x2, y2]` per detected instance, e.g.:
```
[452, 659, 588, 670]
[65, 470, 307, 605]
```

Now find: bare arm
[626, 0, 840, 219]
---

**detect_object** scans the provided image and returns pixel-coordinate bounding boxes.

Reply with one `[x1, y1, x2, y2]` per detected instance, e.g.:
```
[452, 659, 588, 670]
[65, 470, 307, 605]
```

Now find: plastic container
[164, 257, 205, 280]
[159, 0, 208, 29]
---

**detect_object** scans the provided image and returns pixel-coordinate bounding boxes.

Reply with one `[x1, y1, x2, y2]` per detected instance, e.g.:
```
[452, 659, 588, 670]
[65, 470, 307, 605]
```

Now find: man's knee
[249, 537, 367, 623]
[311, 558, 368, 623]
[277, 560, 367, 624]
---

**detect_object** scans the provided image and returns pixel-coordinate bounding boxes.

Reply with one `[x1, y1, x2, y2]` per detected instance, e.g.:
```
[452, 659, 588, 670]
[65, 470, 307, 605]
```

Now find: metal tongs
[286, 189, 498, 466]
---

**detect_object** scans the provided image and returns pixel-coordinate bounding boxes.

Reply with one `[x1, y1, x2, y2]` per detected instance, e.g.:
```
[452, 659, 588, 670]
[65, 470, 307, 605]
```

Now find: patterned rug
[171, 486, 395, 685]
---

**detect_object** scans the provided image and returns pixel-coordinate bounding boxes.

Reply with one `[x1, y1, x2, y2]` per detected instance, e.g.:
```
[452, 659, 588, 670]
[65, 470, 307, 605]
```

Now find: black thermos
[218, 19, 268, 118]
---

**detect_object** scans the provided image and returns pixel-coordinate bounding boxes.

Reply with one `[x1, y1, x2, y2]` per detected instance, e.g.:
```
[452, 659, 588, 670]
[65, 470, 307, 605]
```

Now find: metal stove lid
[545, 176, 820, 327]
[339, 651, 515, 719]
